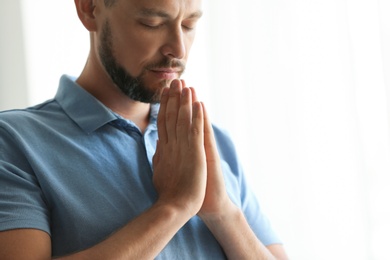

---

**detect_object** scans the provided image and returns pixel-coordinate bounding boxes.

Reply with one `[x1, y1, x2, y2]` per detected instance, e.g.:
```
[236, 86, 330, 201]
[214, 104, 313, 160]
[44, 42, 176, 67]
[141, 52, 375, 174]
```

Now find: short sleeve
[238, 163, 282, 245]
[212, 125, 282, 246]
[0, 124, 50, 234]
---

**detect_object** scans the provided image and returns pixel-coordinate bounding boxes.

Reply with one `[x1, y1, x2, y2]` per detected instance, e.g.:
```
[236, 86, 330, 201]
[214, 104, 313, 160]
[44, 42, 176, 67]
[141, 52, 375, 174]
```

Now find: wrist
[198, 201, 241, 225]
[154, 198, 199, 223]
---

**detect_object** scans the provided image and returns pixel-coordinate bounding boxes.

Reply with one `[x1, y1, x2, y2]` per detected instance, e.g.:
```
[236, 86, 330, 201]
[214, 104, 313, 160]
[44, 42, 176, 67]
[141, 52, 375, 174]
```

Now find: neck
[76, 56, 151, 133]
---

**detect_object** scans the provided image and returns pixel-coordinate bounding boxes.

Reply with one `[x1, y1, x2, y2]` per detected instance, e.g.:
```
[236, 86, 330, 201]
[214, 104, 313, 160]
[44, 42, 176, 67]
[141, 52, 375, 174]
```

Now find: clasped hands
[153, 79, 236, 222]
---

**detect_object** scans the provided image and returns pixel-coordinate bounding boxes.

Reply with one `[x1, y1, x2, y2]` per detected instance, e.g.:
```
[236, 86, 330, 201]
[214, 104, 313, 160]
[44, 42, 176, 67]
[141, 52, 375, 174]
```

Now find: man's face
[97, 0, 203, 103]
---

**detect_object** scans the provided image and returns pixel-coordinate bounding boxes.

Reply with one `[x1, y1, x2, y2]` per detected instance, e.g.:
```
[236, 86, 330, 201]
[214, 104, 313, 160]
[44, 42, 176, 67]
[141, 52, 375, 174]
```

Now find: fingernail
[181, 87, 189, 97]
[192, 101, 200, 113]
[171, 79, 179, 89]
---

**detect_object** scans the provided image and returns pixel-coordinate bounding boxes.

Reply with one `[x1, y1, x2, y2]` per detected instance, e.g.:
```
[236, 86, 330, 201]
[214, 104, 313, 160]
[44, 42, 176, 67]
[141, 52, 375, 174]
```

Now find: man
[0, 0, 288, 259]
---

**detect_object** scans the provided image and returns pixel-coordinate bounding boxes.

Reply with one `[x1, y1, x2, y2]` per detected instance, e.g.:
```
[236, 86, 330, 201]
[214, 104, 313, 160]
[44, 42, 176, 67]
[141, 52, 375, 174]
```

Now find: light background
[1, 1, 390, 259]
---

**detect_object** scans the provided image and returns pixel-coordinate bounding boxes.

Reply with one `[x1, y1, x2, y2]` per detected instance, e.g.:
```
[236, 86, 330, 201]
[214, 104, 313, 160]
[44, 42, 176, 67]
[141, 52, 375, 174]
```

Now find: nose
[161, 26, 186, 59]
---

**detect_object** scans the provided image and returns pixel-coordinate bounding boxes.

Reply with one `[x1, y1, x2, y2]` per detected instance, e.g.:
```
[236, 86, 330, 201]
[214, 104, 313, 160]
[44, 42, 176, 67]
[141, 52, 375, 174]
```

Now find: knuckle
[176, 118, 189, 128]
[191, 125, 201, 136]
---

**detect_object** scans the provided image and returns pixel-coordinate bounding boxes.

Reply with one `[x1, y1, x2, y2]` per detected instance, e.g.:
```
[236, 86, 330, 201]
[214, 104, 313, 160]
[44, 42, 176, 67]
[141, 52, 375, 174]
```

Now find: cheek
[119, 38, 156, 74]
[112, 27, 160, 75]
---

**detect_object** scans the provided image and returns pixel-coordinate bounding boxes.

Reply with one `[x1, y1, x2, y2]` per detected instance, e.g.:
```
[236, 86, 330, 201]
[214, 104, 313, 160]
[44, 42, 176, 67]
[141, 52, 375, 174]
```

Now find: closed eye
[182, 20, 198, 32]
[140, 21, 165, 30]
[182, 25, 195, 32]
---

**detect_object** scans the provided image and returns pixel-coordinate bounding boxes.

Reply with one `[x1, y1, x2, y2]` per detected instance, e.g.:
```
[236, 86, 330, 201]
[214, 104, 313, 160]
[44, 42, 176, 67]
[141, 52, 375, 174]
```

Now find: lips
[149, 68, 182, 80]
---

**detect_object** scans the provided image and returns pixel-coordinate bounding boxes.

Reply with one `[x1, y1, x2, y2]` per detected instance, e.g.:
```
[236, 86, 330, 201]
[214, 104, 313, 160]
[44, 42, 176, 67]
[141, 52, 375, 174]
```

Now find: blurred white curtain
[0, 0, 28, 110]
[201, 0, 390, 259]
[3, 0, 390, 259]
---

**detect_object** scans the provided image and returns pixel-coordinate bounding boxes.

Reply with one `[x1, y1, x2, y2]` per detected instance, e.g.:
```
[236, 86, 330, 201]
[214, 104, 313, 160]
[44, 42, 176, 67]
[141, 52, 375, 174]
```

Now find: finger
[180, 80, 192, 105]
[165, 80, 182, 142]
[180, 79, 187, 89]
[176, 87, 192, 145]
[157, 87, 170, 144]
[202, 102, 220, 162]
[189, 101, 204, 149]
[189, 87, 199, 103]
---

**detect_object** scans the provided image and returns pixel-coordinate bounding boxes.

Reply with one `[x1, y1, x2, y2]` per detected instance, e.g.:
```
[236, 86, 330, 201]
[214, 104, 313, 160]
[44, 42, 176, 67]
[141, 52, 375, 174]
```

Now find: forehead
[117, 0, 203, 18]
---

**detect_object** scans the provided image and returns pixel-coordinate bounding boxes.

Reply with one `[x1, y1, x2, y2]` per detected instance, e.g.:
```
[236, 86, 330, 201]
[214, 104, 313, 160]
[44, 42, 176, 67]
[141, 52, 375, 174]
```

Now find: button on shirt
[0, 75, 281, 258]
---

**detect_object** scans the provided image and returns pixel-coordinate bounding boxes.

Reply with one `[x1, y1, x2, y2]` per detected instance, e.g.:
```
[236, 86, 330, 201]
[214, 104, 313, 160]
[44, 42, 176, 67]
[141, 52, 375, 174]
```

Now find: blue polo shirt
[0, 75, 281, 258]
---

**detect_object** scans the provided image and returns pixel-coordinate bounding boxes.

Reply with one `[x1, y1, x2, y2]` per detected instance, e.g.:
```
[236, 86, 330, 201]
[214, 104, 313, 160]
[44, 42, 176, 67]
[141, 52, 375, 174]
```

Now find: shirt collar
[55, 75, 160, 134]
[55, 75, 118, 134]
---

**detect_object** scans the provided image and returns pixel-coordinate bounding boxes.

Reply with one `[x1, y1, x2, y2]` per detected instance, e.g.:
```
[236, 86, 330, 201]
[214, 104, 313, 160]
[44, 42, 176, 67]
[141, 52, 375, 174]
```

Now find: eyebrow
[139, 8, 203, 20]
[188, 11, 203, 19]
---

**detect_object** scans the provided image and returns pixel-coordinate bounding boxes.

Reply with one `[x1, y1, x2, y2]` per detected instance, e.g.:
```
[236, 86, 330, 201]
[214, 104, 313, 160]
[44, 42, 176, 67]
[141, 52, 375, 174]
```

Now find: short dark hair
[104, 0, 117, 7]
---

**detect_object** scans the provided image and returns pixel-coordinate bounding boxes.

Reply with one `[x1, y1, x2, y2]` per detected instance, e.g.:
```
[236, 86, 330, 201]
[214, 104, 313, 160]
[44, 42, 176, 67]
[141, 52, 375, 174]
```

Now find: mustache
[146, 58, 186, 72]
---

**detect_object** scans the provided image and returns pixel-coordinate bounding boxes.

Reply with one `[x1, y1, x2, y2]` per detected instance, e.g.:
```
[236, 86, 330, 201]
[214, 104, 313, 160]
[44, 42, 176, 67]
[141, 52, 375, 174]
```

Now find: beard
[98, 20, 186, 103]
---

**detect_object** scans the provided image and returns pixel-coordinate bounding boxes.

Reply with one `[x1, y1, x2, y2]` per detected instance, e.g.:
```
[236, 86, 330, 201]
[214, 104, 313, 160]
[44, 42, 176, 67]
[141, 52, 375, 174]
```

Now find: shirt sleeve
[212, 125, 282, 246]
[238, 162, 282, 245]
[0, 122, 50, 235]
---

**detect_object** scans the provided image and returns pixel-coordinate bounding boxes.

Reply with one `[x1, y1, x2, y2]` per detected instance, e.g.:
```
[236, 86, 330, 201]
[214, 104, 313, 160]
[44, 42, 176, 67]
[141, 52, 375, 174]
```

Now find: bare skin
[0, 0, 289, 259]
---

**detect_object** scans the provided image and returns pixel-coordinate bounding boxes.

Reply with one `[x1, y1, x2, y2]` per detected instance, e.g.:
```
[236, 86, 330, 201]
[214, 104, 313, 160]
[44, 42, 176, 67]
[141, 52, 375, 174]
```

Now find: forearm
[57, 202, 191, 260]
[201, 205, 275, 260]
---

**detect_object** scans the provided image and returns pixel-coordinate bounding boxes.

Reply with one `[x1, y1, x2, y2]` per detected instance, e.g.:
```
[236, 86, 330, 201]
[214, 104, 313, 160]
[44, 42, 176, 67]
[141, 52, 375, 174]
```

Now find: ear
[74, 0, 98, 31]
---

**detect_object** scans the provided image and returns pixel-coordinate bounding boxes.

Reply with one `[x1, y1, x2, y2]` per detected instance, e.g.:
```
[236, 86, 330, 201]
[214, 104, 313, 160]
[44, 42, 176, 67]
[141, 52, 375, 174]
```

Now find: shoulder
[212, 124, 234, 147]
[0, 99, 64, 143]
[0, 99, 57, 124]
